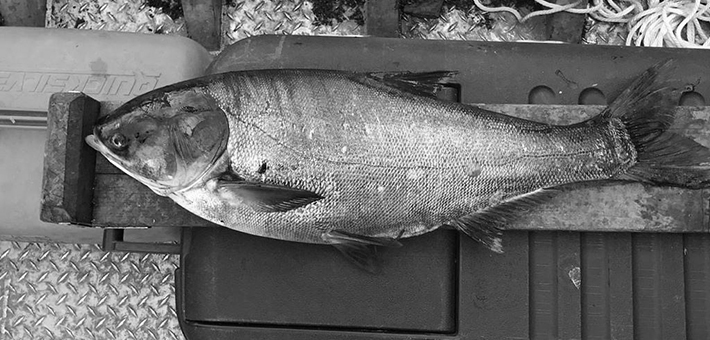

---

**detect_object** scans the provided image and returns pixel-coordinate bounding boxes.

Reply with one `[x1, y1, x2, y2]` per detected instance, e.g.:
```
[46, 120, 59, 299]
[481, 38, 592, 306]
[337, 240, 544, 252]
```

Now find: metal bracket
[102, 229, 181, 254]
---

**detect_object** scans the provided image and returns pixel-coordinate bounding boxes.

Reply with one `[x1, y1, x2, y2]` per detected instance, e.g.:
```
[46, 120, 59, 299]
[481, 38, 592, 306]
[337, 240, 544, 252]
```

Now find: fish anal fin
[448, 188, 559, 253]
[361, 71, 458, 98]
[322, 230, 403, 274]
[447, 215, 503, 254]
[217, 180, 322, 212]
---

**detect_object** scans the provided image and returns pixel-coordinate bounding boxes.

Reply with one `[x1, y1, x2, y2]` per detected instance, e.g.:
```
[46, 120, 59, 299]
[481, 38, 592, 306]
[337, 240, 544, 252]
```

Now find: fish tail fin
[605, 60, 710, 188]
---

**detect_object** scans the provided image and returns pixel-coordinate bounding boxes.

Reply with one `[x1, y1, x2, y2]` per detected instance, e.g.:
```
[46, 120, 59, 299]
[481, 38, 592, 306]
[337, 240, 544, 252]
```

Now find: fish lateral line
[236, 116, 483, 171]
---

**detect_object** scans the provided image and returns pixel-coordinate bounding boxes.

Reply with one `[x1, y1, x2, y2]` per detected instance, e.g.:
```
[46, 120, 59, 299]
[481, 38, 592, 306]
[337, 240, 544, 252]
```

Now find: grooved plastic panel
[180, 228, 710, 340]
[181, 228, 456, 332]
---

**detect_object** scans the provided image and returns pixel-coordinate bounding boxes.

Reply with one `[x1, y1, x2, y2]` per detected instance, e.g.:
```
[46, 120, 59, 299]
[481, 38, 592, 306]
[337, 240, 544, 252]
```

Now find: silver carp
[86, 62, 710, 271]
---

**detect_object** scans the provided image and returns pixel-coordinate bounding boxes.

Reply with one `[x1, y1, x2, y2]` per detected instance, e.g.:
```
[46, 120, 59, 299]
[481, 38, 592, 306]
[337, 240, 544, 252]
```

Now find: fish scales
[178, 70, 634, 243]
[87, 63, 710, 270]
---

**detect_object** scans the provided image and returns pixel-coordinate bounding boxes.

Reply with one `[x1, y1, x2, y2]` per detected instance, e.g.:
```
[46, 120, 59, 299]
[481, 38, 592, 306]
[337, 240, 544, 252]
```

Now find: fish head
[85, 84, 229, 196]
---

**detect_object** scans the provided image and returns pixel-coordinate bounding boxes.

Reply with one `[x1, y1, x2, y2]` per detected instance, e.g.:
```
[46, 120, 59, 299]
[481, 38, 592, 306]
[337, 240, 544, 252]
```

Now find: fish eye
[109, 133, 128, 150]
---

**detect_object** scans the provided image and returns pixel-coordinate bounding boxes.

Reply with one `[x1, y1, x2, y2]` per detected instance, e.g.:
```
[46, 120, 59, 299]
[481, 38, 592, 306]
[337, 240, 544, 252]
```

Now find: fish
[85, 61, 710, 272]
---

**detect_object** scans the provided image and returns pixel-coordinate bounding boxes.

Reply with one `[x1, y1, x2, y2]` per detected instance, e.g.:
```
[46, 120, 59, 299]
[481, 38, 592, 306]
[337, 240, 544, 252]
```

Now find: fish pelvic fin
[322, 230, 403, 274]
[601, 60, 710, 189]
[447, 188, 559, 253]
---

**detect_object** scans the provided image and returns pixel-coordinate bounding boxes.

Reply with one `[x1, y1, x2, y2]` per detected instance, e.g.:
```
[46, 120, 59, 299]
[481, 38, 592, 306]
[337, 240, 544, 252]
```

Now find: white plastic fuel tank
[0, 27, 212, 243]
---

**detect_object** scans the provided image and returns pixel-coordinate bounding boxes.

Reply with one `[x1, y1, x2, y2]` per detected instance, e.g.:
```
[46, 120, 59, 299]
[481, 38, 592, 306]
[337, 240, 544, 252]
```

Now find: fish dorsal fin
[216, 180, 323, 212]
[447, 188, 559, 253]
[322, 230, 403, 274]
[359, 71, 458, 98]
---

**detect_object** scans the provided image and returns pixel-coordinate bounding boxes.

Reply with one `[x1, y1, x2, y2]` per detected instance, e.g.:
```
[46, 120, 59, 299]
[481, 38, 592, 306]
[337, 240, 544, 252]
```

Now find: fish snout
[85, 134, 102, 151]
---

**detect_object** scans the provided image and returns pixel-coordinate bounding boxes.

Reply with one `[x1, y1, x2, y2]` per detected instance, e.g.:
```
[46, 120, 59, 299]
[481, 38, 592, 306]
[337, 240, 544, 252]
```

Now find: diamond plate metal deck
[46, 0, 187, 35]
[222, 0, 363, 46]
[401, 6, 546, 41]
[0, 241, 181, 340]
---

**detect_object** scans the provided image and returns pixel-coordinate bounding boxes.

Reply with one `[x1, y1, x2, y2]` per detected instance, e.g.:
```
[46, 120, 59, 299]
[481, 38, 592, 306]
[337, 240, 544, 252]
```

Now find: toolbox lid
[180, 227, 457, 333]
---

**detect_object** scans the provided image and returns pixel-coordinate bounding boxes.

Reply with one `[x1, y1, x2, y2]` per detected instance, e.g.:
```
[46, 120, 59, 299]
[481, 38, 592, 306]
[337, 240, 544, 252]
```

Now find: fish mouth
[85, 134, 103, 152]
[84, 133, 128, 177]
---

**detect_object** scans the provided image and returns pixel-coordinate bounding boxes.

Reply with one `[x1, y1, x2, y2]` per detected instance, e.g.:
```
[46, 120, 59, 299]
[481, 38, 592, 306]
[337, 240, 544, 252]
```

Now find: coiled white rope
[473, 0, 604, 22]
[472, 0, 710, 48]
[625, 0, 710, 47]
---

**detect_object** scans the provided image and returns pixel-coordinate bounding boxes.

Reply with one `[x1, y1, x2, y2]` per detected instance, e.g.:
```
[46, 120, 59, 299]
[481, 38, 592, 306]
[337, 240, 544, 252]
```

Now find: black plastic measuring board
[177, 36, 710, 340]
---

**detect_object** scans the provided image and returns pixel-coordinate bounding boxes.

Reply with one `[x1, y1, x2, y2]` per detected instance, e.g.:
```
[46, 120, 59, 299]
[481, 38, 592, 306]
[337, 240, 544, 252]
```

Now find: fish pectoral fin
[216, 180, 323, 212]
[447, 188, 559, 254]
[322, 230, 403, 274]
[360, 71, 458, 98]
